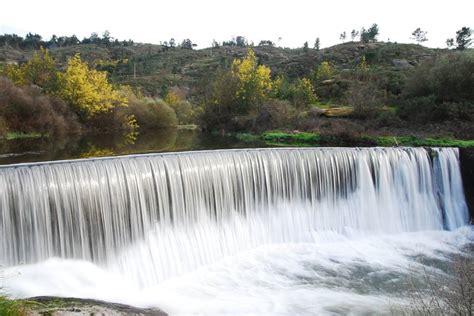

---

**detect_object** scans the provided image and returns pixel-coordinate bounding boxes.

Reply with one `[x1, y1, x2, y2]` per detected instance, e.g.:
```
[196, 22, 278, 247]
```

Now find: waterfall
[0, 147, 469, 285]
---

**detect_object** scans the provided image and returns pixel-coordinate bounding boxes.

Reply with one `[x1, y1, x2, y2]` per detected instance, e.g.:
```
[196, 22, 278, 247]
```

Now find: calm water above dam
[0, 129, 260, 165]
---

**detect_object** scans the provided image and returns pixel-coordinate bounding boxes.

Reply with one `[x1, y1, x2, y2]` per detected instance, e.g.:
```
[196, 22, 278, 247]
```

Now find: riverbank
[237, 131, 474, 148]
[0, 296, 167, 316]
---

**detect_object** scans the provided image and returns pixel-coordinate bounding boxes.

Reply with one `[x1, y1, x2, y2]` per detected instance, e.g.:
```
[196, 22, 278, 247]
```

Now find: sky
[1, 0, 473, 49]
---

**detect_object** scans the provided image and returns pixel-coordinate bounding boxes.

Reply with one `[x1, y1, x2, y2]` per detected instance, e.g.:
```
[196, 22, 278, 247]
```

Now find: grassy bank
[1, 132, 45, 140]
[237, 131, 474, 148]
[0, 296, 35, 316]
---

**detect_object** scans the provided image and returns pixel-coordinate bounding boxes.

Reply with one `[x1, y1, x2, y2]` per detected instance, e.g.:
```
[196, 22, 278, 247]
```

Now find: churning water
[0, 147, 471, 314]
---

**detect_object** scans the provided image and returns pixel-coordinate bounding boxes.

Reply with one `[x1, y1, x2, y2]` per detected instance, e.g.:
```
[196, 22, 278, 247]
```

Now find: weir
[0, 147, 469, 285]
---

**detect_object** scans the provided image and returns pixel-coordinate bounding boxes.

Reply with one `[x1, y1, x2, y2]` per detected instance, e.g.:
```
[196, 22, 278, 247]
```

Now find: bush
[255, 99, 297, 131]
[346, 82, 384, 118]
[169, 100, 194, 125]
[404, 52, 474, 103]
[0, 77, 80, 136]
[127, 96, 177, 129]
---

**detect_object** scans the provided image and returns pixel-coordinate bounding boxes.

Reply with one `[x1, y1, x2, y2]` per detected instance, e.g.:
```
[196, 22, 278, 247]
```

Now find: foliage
[258, 40, 274, 47]
[340, 32, 347, 42]
[222, 36, 248, 47]
[126, 96, 177, 129]
[411, 28, 428, 44]
[1, 48, 62, 94]
[231, 49, 272, 111]
[0, 77, 80, 136]
[261, 131, 321, 144]
[350, 30, 359, 41]
[455, 27, 472, 50]
[315, 61, 336, 81]
[314, 38, 320, 50]
[255, 99, 297, 130]
[374, 135, 474, 147]
[0, 296, 30, 316]
[360, 24, 379, 43]
[400, 51, 474, 122]
[60, 54, 128, 118]
[180, 39, 195, 49]
[238, 131, 474, 148]
[273, 77, 317, 107]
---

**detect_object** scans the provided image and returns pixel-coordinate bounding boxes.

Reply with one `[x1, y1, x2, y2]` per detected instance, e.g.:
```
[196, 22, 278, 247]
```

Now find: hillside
[0, 41, 443, 98]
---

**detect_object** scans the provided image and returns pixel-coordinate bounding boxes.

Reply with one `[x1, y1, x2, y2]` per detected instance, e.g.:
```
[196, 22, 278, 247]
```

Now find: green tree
[360, 24, 379, 43]
[303, 41, 309, 52]
[340, 31, 347, 42]
[314, 38, 320, 50]
[411, 28, 428, 44]
[446, 38, 454, 48]
[351, 29, 359, 41]
[455, 27, 472, 50]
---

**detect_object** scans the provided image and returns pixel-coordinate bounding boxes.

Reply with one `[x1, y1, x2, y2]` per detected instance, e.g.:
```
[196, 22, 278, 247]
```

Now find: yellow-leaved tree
[231, 49, 272, 112]
[60, 54, 127, 118]
[1, 47, 61, 94]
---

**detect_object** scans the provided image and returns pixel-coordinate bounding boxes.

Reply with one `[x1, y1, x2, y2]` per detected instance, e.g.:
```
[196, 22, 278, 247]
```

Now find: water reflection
[0, 129, 263, 165]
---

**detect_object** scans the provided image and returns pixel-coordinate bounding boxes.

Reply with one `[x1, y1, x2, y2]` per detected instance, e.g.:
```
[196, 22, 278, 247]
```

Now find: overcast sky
[1, 0, 472, 49]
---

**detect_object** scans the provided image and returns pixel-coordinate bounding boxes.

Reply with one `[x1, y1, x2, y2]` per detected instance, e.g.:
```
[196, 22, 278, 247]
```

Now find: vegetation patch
[261, 131, 321, 144]
[238, 131, 474, 148]
[3, 132, 44, 140]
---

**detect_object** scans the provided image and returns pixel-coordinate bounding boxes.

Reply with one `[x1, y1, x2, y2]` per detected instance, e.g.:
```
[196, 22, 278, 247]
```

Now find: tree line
[1, 25, 471, 52]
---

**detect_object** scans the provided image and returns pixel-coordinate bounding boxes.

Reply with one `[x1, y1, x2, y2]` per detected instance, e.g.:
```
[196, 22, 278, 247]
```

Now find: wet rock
[28, 296, 167, 316]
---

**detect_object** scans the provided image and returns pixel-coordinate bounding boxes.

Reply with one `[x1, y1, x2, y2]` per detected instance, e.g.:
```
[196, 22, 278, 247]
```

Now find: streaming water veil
[0, 147, 469, 287]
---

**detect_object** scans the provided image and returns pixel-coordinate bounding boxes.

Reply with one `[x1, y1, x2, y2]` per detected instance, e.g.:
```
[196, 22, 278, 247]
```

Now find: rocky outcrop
[460, 148, 474, 222]
[28, 296, 167, 316]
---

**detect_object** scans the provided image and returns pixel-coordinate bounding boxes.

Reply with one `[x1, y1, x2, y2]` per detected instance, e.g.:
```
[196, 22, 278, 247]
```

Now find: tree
[314, 38, 320, 50]
[258, 40, 274, 46]
[169, 38, 176, 48]
[236, 36, 247, 47]
[180, 39, 194, 49]
[411, 28, 428, 44]
[315, 61, 335, 81]
[23, 33, 43, 49]
[351, 29, 359, 41]
[303, 41, 309, 52]
[455, 27, 472, 50]
[340, 31, 347, 42]
[60, 54, 127, 118]
[231, 49, 272, 111]
[446, 38, 454, 48]
[360, 24, 379, 43]
[1, 48, 61, 94]
[102, 30, 112, 46]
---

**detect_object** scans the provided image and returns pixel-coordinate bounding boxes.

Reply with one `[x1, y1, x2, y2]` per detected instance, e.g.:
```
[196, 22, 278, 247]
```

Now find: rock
[392, 59, 413, 69]
[28, 296, 167, 316]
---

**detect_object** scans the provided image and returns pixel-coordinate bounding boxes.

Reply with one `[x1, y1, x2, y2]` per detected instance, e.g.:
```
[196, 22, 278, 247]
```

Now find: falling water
[0, 147, 469, 288]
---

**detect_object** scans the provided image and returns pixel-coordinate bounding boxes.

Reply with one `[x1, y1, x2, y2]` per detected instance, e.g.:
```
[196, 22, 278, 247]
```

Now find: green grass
[373, 136, 474, 148]
[0, 296, 34, 316]
[261, 131, 321, 143]
[236, 133, 260, 142]
[237, 131, 474, 148]
[2, 132, 45, 140]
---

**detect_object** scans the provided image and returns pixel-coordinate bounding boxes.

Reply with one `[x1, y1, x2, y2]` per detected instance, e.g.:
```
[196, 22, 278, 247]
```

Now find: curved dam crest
[0, 147, 470, 287]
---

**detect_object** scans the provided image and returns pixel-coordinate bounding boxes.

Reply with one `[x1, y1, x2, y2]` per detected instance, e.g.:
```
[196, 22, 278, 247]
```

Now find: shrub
[169, 100, 194, 125]
[255, 99, 297, 131]
[346, 82, 384, 118]
[0, 77, 80, 136]
[127, 96, 177, 129]
[404, 52, 474, 103]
